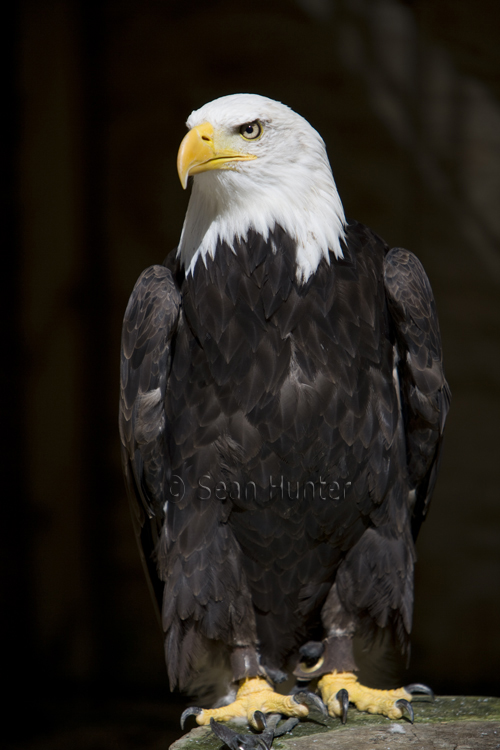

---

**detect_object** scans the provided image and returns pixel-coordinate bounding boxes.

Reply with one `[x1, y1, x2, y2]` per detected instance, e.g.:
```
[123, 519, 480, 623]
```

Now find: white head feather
[177, 94, 346, 282]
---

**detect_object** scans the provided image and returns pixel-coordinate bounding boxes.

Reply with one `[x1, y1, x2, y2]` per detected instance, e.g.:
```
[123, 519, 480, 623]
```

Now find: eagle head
[176, 94, 346, 281]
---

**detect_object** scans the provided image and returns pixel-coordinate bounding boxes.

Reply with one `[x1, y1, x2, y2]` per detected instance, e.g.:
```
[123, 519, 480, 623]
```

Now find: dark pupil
[241, 121, 260, 138]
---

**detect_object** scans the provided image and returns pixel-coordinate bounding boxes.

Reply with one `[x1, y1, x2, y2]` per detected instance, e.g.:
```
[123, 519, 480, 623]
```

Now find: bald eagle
[119, 94, 449, 744]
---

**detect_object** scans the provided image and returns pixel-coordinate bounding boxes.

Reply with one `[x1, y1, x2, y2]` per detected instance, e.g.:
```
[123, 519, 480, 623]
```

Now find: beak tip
[177, 164, 188, 190]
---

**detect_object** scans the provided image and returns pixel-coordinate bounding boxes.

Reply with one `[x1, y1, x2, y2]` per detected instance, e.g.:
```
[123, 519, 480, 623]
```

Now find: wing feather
[384, 248, 451, 538]
[119, 264, 181, 617]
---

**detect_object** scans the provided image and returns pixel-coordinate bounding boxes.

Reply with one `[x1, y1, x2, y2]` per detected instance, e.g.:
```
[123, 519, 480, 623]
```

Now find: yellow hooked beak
[177, 122, 257, 189]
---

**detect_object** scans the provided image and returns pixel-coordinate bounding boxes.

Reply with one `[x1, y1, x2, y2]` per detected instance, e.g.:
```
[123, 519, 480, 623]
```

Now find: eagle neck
[177, 165, 345, 283]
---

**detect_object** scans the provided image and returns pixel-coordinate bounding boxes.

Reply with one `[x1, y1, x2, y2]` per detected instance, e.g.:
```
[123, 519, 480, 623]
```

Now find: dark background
[4, 0, 500, 747]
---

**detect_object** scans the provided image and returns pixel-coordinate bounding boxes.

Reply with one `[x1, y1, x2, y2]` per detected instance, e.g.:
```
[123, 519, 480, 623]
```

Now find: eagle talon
[336, 688, 349, 724]
[318, 672, 415, 720]
[293, 690, 328, 717]
[273, 716, 300, 737]
[210, 717, 275, 750]
[395, 698, 414, 723]
[187, 677, 309, 728]
[405, 683, 435, 701]
[252, 710, 267, 730]
[180, 706, 202, 730]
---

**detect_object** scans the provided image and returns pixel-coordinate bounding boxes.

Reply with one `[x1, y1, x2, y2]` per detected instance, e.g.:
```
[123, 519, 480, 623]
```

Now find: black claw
[210, 717, 274, 750]
[336, 688, 349, 725]
[396, 698, 414, 724]
[208, 712, 301, 749]
[252, 711, 267, 731]
[298, 640, 325, 667]
[180, 706, 202, 730]
[273, 717, 300, 737]
[293, 690, 328, 717]
[405, 683, 435, 701]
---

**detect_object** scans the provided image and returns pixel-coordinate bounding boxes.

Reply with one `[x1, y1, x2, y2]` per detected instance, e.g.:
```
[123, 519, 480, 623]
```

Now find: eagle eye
[239, 121, 262, 140]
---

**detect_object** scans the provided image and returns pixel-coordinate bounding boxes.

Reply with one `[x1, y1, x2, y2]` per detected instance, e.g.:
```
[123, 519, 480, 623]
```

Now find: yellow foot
[318, 671, 414, 722]
[181, 676, 311, 729]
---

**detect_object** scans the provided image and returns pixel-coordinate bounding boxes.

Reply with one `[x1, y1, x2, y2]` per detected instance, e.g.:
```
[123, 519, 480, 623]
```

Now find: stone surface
[170, 697, 500, 749]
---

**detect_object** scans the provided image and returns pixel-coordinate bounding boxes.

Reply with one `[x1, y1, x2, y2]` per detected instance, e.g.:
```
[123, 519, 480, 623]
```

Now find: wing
[384, 248, 451, 539]
[119, 264, 181, 619]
